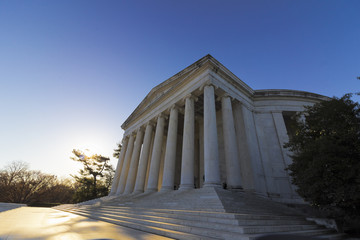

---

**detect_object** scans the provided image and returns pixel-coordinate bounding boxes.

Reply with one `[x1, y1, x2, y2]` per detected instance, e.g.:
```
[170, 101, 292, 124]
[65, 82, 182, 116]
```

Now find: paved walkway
[0, 206, 172, 240]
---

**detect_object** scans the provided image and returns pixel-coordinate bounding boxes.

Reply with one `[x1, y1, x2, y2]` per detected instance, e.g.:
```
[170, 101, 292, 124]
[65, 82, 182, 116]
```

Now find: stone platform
[0, 202, 26, 213]
[0, 206, 171, 239]
[54, 188, 346, 240]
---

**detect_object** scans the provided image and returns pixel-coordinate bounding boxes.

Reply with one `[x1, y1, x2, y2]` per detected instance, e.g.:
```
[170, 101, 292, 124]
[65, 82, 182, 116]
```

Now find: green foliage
[71, 149, 114, 203]
[113, 142, 122, 158]
[285, 94, 360, 225]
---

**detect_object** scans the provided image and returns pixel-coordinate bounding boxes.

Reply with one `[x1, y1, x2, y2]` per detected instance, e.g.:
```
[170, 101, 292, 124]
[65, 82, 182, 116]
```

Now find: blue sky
[0, 0, 359, 177]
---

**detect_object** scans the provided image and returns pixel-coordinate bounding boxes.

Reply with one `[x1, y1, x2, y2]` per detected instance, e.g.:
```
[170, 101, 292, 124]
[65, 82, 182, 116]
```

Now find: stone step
[316, 233, 347, 240]
[76, 207, 343, 240]
[100, 206, 240, 223]
[64, 208, 331, 240]
[98, 206, 308, 225]
[54, 188, 344, 240]
[67, 207, 325, 234]
[55, 204, 341, 240]
[75, 208, 247, 233]
[215, 189, 305, 216]
[57, 205, 308, 222]
[73, 207, 313, 233]
[248, 229, 346, 240]
[77, 203, 283, 216]
[64, 208, 236, 239]
[102, 206, 305, 221]
[66, 209, 210, 240]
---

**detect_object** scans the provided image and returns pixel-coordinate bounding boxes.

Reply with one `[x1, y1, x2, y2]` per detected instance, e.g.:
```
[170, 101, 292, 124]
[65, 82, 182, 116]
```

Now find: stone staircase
[54, 188, 345, 240]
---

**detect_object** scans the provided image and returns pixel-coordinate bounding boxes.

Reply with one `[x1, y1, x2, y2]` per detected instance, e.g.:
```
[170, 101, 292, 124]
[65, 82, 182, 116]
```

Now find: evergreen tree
[113, 142, 122, 159]
[71, 149, 114, 202]
[285, 94, 360, 229]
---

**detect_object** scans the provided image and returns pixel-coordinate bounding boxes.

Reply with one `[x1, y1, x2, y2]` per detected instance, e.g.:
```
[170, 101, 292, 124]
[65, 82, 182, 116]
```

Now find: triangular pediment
[122, 55, 254, 130]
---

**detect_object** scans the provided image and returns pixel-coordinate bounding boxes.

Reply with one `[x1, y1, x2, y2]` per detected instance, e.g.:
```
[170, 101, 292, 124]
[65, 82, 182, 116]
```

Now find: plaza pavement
[0, 205, 172, 240]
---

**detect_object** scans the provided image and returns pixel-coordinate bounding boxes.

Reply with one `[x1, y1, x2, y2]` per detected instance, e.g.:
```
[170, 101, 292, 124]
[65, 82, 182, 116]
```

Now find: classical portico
[109, 55, 328, 203]
[57, 55, 340, 240]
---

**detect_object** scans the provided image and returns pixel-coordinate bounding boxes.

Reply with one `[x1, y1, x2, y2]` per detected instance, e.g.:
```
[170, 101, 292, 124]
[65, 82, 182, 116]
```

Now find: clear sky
[0, 0, 359, 178]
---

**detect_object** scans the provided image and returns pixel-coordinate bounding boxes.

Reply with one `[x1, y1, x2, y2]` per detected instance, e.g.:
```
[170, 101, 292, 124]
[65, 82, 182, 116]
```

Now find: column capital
[161, 112, 169, 119]
[122, 135, 129, 143]
[146, 120, 156, 128]
[217, 92, 234, 101]
[153, 112, 167, 122]
[136, 126, 145, 134]
[124, 131, 136, 138]
[199, 81, 218, 91]
[182, 93, 198, 103]
[167, 103, 181, 112]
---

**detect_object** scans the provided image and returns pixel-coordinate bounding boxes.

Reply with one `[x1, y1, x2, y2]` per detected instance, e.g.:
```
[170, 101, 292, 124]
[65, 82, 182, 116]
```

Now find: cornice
[253, 89, 330, 102]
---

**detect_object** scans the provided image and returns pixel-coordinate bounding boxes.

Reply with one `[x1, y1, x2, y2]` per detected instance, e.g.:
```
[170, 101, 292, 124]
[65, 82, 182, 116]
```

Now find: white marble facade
[109, 55, 328, 203]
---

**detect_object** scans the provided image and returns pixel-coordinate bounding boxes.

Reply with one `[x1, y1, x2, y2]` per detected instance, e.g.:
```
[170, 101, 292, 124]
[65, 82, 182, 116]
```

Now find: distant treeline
[0, 154, 115, 206]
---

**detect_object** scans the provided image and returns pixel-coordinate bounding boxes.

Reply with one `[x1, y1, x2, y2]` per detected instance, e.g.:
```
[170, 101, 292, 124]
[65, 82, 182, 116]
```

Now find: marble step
[63, 209, 209, 240]
[104, 206, 305, 220]
[99, 206, 307, 224]
[82, 208, 317, 232]
[248, 229, 346, 240]
[66, 207, 325, 234]
[57, 205, 308, 222]
[55, 205, 341, 240]
[53, 188, 345, 240]
[64, 208, 336, 240]
[63, 208, 233, 240]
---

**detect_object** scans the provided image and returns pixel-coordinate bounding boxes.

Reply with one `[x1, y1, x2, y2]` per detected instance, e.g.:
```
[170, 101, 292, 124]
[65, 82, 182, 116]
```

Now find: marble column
[124, 128, 144, 194]
[133, 123, 154, 194]
[146, 114, 165, 192]
[203, 84, 221, 188]
[221, 94, 242, 189]
[179, 95, 196, 190]
[272, 111, 292, 166]
[272, 111, 296, 195]
[116, 133, 135, 195]
[109, 137, 129, 196]
[232, 101, 255, 191]
[161, 106, 179, 191]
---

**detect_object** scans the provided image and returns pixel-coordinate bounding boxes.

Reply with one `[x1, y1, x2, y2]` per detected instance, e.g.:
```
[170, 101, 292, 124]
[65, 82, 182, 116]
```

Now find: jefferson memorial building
[109, 55, 327, 204]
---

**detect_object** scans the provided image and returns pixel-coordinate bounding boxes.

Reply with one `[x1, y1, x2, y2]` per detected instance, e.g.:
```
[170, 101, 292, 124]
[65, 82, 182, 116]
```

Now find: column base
[123, 190, 132, 195]
[145, 188, 158, 193]
[226, 186, 244, 192]
[114, 192, 123, 197]
[132, 190, 144, 195]
[160, 186, 174, 192]
[227, 185, 243, 190]
[203, 182, 221, 188]
[179, 184, 194, 190]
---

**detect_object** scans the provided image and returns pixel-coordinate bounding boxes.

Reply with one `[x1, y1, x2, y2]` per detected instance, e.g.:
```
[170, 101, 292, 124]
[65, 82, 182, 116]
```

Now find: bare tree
[0, 161, 74, 204]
